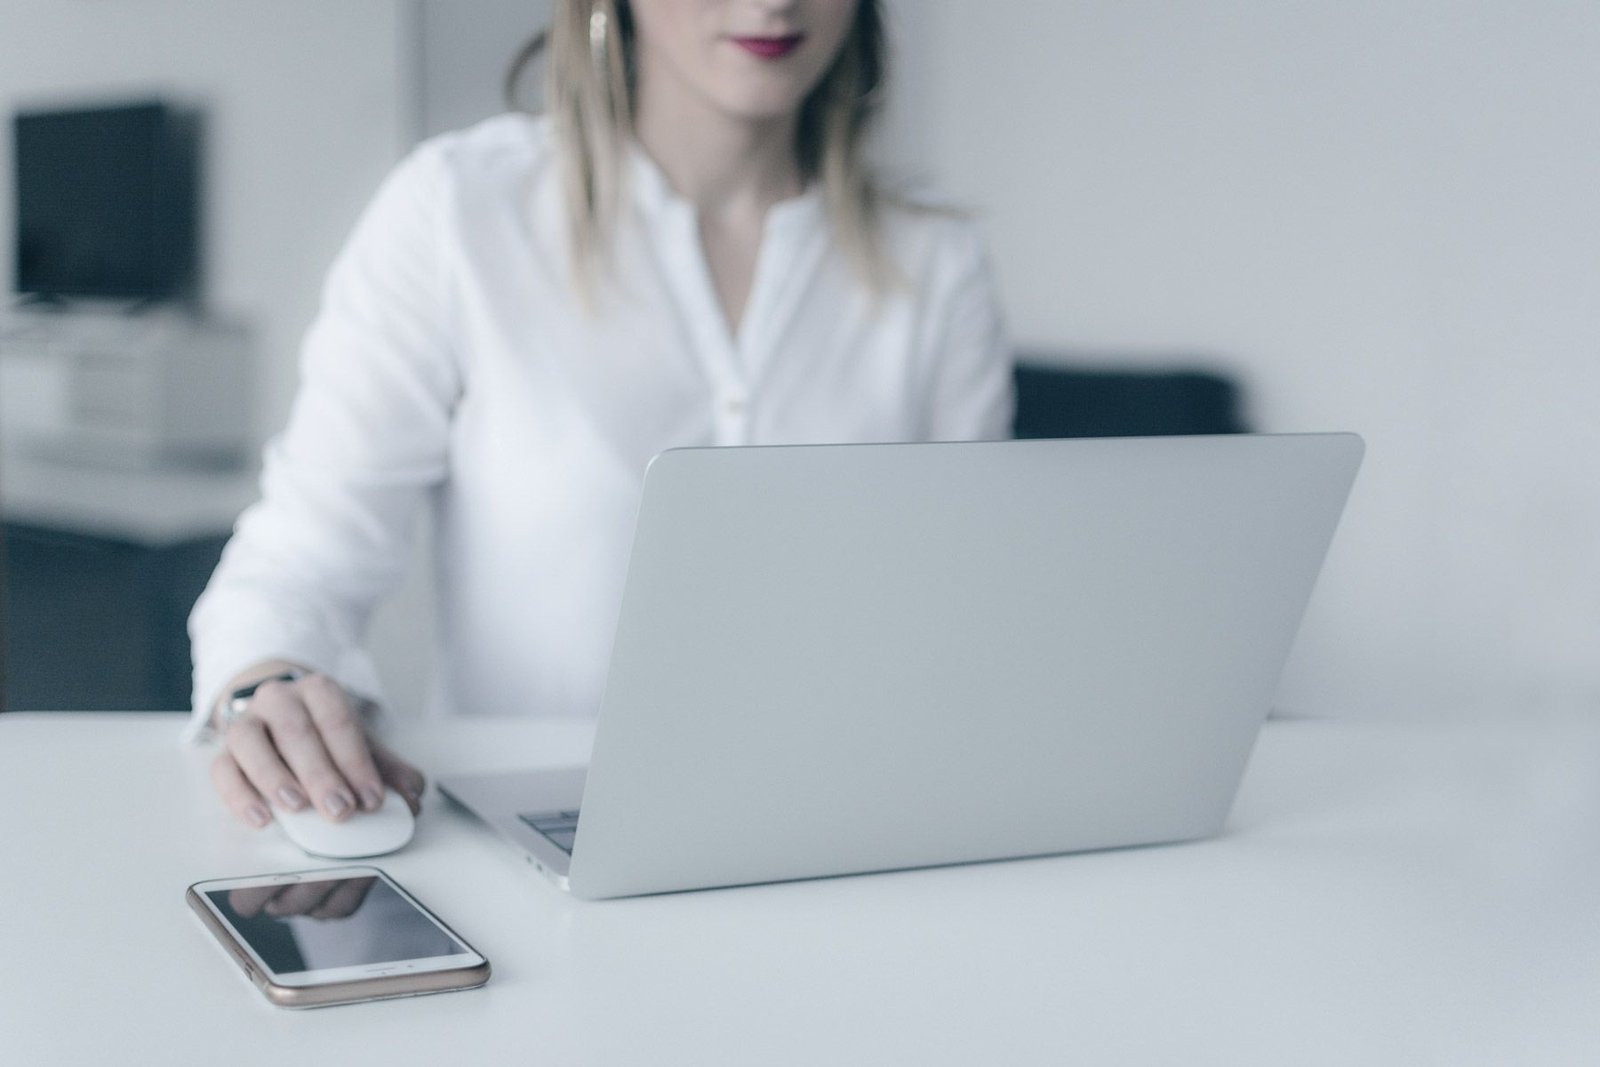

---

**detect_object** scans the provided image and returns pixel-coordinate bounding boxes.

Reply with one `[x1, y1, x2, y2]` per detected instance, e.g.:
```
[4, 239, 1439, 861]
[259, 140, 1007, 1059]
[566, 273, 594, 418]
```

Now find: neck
[633, 76, 803, 220]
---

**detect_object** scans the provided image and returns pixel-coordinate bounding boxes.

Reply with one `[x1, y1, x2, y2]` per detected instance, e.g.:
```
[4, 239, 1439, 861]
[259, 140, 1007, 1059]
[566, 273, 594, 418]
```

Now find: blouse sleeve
[184, 143, 462, 742]
[920, 218, 1016, 442]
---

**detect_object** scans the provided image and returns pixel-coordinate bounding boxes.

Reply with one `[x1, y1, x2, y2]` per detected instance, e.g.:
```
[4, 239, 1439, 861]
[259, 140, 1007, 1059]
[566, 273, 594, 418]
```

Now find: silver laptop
[440, 434, 1363, 899]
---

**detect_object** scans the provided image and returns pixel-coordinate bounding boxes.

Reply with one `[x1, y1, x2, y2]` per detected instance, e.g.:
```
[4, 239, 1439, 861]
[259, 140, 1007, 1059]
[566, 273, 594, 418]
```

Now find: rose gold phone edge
[185, 868, 491, 1009]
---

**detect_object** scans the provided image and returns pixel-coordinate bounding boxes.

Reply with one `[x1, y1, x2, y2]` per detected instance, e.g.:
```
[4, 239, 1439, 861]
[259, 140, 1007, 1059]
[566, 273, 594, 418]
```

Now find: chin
[725, 101, 809, 124]
[713, 83, 815, 123]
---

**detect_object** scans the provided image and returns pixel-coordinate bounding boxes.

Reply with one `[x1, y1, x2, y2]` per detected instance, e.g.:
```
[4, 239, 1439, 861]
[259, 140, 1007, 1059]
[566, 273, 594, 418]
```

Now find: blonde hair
[505, 0, 894, 298]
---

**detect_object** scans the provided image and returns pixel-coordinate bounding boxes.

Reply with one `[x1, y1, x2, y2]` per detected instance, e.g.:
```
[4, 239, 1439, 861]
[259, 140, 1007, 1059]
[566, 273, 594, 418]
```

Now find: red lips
[730, 34, 804, 59]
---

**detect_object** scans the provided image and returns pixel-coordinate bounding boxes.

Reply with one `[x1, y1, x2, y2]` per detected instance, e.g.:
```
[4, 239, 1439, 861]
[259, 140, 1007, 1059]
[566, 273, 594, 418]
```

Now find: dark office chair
[0, 522, 227, 712]
[1012, 359, 1249, 439]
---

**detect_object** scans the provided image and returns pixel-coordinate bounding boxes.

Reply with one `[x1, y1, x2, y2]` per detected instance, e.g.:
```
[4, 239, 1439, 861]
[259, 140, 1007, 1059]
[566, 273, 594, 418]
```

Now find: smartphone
[187, 866, 490, 1008]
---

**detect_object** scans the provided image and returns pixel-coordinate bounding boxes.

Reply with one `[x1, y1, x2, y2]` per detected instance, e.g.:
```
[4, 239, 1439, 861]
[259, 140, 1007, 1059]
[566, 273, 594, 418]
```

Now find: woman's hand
[208, 668, 425, 829]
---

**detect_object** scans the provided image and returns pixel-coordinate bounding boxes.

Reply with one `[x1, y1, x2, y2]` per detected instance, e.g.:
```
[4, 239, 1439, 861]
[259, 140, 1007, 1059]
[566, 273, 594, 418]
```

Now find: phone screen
[203, 874, 465, 976]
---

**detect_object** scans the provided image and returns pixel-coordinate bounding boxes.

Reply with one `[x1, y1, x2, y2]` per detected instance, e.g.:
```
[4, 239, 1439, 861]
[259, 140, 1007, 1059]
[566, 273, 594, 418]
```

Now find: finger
[228, 886, 282, 919]
[210, 749, 272, 829]
[226, 711, 311, 814]
[308, 878, 375, 921]
[298, 674, 385, 813]
[371, 740, 428, 815]
[252, 681, 358, 821]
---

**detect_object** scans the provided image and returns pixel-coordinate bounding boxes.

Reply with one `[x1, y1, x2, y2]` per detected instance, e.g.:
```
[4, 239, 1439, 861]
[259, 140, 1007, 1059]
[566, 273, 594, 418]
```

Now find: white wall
[0, 0, 408, 442]
[913, 1, 1600, 720]
[414, 0, 549, 140]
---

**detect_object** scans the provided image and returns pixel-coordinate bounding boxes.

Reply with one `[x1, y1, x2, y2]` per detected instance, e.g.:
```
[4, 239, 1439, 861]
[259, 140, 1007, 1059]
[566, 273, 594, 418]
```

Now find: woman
[189, 0, 1013, 830]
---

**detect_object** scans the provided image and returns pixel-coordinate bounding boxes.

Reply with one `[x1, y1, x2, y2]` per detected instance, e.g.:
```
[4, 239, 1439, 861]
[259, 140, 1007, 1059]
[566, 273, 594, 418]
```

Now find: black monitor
[13, 100, 201, 304]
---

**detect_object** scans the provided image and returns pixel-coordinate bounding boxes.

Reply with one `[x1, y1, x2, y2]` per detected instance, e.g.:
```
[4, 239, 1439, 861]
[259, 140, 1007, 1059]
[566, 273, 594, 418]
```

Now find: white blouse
[185, 113, 1013, 740]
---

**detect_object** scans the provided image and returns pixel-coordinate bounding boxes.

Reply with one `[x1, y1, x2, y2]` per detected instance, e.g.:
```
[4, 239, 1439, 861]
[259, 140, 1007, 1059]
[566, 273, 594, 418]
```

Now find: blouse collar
[627, 142, 823, 233]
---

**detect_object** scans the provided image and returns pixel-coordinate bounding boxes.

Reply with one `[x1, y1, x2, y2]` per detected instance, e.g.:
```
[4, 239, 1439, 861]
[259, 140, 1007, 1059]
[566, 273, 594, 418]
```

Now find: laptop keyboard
[518, 810, 581, 854]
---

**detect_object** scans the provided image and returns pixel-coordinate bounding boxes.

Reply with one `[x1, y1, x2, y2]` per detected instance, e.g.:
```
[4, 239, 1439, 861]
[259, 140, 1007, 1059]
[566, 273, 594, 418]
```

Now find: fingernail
[277, 786, 307, 810]
[246, 805, 271, 829]
[360, 787, 384, 812]
[324, 791, 352, 818]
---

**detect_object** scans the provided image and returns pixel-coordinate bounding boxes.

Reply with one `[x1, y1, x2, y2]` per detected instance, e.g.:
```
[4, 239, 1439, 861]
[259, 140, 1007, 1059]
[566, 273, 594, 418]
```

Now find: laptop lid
[561, 434, 1361, 898]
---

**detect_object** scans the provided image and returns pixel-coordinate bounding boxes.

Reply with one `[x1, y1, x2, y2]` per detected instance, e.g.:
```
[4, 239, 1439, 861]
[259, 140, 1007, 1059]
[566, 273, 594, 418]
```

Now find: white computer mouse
[273, 788, 416, 859]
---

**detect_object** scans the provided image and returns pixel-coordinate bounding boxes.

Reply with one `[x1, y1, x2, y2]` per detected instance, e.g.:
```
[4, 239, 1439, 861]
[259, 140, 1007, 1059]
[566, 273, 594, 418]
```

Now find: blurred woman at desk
[187, 0, 1012, 829]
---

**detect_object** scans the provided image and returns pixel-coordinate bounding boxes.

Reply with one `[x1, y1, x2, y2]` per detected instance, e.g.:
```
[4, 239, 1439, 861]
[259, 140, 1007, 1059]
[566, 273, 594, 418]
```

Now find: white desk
[2, 713, 1596, 1065]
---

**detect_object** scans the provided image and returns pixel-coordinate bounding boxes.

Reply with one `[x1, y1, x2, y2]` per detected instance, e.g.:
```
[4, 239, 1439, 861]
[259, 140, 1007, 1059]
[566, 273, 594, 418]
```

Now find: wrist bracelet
[219, 669, 305, 726]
